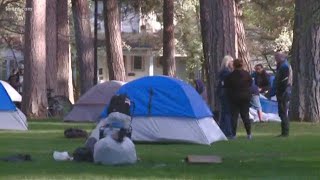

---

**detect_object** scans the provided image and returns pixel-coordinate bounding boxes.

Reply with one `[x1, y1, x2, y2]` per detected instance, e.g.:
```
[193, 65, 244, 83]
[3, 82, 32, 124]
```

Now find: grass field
[0, 120, 320, 180]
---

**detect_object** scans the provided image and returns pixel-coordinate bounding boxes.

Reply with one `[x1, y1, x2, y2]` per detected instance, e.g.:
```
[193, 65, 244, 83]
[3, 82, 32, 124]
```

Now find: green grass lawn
[0, 120, 320, 180]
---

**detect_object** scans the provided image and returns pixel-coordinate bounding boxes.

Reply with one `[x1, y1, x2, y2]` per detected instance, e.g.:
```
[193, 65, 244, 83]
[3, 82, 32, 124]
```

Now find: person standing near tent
[252, 64, 271, 94]
[269, 52, 292, 137]
[217, 55, 234, 138]
[7, 69, 21, 92]
[224, 59, 253, 139]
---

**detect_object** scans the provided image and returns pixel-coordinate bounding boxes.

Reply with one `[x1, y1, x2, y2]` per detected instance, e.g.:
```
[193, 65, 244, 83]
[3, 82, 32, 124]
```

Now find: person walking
[269, 52, 292, 137]
[217, 55, 234, 138]
[224, 59, 253, 139]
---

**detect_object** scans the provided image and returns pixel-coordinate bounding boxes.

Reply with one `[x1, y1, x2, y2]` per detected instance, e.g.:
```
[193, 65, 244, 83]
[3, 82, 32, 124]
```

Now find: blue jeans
[219, 95, 233, 137]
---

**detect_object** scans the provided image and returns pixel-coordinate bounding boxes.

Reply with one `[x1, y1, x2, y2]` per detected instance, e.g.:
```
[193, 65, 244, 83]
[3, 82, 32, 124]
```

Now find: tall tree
[200, 0, 237, 110]
[103, 0, 126, 81]
[22, 0, 47, 118]
[57, 0, 74, 102]
[46, 0, 57, 94]
[289, 0, 320, 122]
[235, 0, 252, 71]
[162, 0, 176, 76]
[72, 0, 94, 94]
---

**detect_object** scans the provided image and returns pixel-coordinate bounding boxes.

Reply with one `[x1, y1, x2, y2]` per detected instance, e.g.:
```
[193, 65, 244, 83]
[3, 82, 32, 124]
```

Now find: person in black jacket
[253, 64, 271, 94]
[270, 52, 292, 137]
[224, 59, 253, 139]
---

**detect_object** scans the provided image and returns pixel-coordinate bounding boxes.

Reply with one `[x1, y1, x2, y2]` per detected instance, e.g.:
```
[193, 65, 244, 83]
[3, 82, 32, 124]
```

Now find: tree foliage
[174, 0, 203, 80]
[243, 0, 294, 37]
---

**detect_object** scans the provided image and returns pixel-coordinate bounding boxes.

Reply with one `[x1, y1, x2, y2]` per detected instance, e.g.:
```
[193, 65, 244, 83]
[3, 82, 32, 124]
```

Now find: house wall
[91, 1, 161, 35]
[0, 49, 24, 80]
[96, 48, 187, 83]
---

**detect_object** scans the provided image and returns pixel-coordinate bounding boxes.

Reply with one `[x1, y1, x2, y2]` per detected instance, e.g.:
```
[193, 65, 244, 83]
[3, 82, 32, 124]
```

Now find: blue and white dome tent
[102, 76, 227, 145]
[0, 82, 27, 130]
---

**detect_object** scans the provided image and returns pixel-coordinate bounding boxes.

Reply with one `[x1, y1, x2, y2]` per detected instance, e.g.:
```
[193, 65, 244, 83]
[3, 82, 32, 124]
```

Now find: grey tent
[64, 81, 125, 122]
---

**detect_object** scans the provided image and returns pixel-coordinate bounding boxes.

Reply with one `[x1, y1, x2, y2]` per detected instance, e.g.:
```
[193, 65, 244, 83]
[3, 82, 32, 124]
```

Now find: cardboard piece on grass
[186, 155, 222, 164]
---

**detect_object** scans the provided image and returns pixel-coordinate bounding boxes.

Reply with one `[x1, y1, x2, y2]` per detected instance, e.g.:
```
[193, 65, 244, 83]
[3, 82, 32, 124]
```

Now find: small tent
[0, 82, 27, 130]
[64, 81, 124, 122]
[0, 80, 22, 102]
[102, 76, 227, 145]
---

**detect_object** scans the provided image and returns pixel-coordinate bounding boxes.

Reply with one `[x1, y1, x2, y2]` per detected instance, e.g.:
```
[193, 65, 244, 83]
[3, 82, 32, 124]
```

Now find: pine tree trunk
[289, 0, 320, 122]
[72, 0, 94, 94]
[57, 0, 74, 103]
[199, 0, 213, 107]
[103, 0, 126, 81]
[22, 0, 48, 118]
[46, 0, 57, 93]
[235, 0, 252, 72]
[162, 0, 176, 76]
[200, 0, 237, 110]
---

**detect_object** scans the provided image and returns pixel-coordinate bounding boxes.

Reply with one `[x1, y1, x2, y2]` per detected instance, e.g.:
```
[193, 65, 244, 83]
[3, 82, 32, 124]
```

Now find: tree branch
[1, 34, 18, 68]
[262, 50, 276, 74]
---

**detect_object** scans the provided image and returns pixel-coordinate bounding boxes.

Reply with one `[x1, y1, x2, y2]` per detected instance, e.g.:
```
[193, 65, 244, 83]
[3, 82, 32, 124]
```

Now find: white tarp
[94, 136, 137, 165]
[250, 94, 281, 122]
[249, 108, 281, 122]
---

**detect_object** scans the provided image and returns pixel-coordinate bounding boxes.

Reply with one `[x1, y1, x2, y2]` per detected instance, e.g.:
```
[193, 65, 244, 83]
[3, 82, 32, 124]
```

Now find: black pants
[230, 99, 251, 136]
[277, 95, 290, 135]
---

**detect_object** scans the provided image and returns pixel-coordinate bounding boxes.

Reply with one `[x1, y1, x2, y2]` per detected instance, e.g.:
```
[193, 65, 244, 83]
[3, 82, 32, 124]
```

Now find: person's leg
[257, 109, 263, 122]
[277, 96, 288, 136]
[250, 95, 263, 122]
[219, 96, 233, 137]
[281, 97, 290, 136]
[230, 101, 240, 138]
[239, 99, 251, 137]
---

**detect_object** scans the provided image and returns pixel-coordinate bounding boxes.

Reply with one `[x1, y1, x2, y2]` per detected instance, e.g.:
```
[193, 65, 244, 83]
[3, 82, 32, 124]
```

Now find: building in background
[91, 1, 188, 83]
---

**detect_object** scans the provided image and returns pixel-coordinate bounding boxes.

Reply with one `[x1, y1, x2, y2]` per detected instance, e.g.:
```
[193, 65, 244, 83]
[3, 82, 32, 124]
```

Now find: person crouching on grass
[224, 59, 253, 140]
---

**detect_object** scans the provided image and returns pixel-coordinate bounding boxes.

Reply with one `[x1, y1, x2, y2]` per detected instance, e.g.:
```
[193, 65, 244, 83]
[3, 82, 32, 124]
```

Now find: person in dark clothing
[7, 69, 21, 91]
[252, 64, 270, 94]
[269, 52, 292, 137]
[224, 59, 253, 139]
[194, 79, 208, 103]
[217, 55, 234, 138]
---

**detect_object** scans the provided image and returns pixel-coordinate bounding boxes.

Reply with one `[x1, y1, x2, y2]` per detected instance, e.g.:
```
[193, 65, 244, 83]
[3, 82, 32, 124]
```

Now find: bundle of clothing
[73, 95, 137, 165]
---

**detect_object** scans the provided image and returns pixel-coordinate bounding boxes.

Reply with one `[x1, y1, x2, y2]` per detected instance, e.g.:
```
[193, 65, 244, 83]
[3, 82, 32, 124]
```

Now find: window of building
[132, 56, 144, 71]
[98, 68, 103, 75]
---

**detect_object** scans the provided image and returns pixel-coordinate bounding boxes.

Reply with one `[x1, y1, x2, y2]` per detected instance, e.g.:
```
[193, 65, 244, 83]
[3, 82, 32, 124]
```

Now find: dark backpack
[64, 128, 88, 138]
[107, 94, 131, 116]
